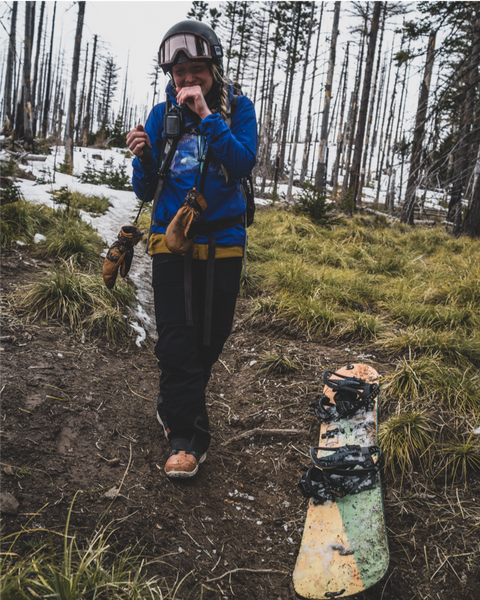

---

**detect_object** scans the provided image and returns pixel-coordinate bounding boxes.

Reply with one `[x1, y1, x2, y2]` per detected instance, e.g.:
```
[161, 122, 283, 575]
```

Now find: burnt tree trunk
[358, 1, 386, 201]
[31, 1, 45, 137]
[347, 1, 382, 210]
[401, 32, 436, 225]
[2, 2, 18, 133]
[278, 3, 301, 175]
[22, 1, 35, 150]
[287, 2, 315, 200]
[83, 34, 97, 146]
[315, 0, 341, 193]
[64, 1, 86, 169]
[42, 1, 56, 139]
[331, 43, 349, 193]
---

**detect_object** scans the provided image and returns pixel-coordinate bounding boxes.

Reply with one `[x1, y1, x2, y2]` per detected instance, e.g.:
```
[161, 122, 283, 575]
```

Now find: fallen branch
[206, 567, 288, 583]
[220, 428, 307, 446]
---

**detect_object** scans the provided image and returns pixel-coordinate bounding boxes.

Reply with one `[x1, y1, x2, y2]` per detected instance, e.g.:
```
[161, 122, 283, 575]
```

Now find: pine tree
[187, 1, 209, 21]
[99, 56, 120, 134]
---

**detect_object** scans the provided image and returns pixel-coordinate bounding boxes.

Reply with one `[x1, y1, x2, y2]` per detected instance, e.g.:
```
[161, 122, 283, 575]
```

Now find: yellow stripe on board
[293, 499, 365, 598]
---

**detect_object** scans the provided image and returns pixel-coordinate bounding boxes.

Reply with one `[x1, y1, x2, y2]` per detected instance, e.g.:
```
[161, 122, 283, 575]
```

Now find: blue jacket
[132, 82, 257, 250]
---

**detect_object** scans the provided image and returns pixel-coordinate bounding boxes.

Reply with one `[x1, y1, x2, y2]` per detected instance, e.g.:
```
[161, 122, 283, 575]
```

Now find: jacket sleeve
[197, 95, 257, 180]
[131, 104, 165, 202]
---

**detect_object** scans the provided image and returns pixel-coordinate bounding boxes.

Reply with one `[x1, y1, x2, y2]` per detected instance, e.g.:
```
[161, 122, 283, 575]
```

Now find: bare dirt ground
[1, 247, 479, 600]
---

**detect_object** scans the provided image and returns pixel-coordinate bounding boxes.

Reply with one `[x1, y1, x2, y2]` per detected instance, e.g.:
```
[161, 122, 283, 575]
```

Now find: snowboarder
[126, 20, 257, 478]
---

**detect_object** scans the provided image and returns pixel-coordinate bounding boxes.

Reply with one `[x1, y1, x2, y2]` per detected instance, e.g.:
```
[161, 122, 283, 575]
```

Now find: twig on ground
[220, 428, 308, 446]
[124, 379, 153, 401]
[206, 567, 288, 583]
[219, 359, 232, 374]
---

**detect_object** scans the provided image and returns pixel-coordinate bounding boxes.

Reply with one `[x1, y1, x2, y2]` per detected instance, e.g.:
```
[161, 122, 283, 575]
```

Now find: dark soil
[1, 247, 479, 600]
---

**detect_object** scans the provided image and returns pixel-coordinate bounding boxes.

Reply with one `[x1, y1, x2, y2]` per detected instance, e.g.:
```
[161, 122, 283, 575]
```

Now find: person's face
[172, 61, 213, 97]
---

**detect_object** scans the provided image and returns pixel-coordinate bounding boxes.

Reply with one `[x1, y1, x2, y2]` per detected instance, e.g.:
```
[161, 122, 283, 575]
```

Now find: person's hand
[126, 124, 151, 157]
[176, 86, 212, 120]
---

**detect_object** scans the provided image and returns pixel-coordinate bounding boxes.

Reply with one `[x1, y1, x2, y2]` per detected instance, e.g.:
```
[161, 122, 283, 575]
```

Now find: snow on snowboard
[293, 364, 389, 599]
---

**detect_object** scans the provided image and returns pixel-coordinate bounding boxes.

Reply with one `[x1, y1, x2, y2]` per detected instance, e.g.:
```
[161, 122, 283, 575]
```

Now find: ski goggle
[159, 32, 222, 68]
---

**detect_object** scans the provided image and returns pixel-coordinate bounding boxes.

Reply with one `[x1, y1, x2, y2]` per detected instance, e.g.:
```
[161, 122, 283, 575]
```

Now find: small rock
[103, 487, 119, 499]
[1, 492, 19, 515]
[3, 466, 14, 476]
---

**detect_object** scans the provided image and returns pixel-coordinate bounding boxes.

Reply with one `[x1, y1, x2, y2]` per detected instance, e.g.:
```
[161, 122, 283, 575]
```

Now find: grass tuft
[382, 356, 480, 414]
[435, 435, 480, 488]
[49, 186, 112, 215]
[379, 328, 480, 365]
[37, 215, 103, 264]
[16, 259, 136, 342]
[378, 410, 435, 483]
[257, 350, 303, 374]
[0, 495, 189, 599]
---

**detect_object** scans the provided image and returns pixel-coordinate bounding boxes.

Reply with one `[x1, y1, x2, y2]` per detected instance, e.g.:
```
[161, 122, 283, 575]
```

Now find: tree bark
[22, 2, 34, 151]
[331, 43, 349, 192]
[346, 1, 382, 210]
[278, 3, 300, 175]
[42, 1, 56, 139]
[315, 0, 341, 193]
[31, 1, 45, 137]
[341, 10, 368, 200]
[3, 2, 18, 132]
[401, 32, 436, 225]
[358, 1, 386, 202]
[65, 1, 86, 169]
[300, 1, 324, 185]
[287, 3, 315, 200]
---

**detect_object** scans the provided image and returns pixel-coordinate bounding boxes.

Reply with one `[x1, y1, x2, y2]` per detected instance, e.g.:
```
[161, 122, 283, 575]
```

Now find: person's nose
[184, 69, 196, 84]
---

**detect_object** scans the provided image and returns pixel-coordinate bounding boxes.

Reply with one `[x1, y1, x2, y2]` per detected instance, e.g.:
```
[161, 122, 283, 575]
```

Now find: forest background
[2, 0, 480, 235]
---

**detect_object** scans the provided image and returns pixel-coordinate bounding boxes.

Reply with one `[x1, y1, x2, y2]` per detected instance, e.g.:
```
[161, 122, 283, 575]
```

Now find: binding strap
[311, 369, 379, 422]
[298, 445, 382, 505]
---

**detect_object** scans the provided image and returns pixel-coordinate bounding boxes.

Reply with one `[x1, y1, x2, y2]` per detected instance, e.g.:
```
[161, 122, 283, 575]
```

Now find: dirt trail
[1, 247, 478, 600]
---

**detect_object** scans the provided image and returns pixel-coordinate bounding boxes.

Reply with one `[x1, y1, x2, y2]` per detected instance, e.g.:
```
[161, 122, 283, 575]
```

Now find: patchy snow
[9, 146, 156, 340]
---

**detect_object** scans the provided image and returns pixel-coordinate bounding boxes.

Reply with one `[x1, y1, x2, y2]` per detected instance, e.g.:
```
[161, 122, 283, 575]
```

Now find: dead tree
[347, 1, 382, 210]
[22, 2, 35, 151]
[82, 34, 97, 147]
[287, 2, 315, 200]
[31, 1, 45, 137]
[64, 1, 86, 169]
[341, 9, 368, 199]
[358, 2, 387, 201]
[42, 1, 56, 139]
[331, 43, 350, 192]
[2, 2, 18, 133]
[401, 32, 436, 225]
[300, 1, 324, 185]
[315, 0, 341, 194]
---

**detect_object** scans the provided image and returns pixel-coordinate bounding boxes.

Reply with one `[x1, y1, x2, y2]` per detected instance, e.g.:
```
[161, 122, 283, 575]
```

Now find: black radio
[163, 109, 183, 138]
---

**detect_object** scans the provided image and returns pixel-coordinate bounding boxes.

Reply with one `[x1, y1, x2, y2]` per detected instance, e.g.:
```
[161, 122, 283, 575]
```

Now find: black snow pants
[152, 253, 242, 453]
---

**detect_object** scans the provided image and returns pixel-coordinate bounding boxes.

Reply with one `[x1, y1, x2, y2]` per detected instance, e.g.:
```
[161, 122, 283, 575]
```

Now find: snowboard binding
[298, 445, 382, 505]
[311, 368, 379, 422]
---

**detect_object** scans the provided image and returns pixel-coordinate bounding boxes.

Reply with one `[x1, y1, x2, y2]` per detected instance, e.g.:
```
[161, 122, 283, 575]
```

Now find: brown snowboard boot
[164, 448, 207, 479]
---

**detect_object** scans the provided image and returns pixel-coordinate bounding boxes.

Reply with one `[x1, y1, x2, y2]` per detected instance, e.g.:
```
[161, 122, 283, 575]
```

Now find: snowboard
[293, 363, 389, 599]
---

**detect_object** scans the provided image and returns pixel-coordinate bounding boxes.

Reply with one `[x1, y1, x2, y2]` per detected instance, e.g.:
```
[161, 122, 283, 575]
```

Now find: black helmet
[158, 20, 224, 76]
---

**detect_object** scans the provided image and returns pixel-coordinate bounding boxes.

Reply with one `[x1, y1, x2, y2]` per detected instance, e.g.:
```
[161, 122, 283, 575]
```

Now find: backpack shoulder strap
[226, 95, 238, 129]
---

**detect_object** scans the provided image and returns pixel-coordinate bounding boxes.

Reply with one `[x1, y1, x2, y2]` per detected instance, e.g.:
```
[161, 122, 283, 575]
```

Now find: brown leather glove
[103, 226, 144, 289]
[165, 189, 207, 255]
